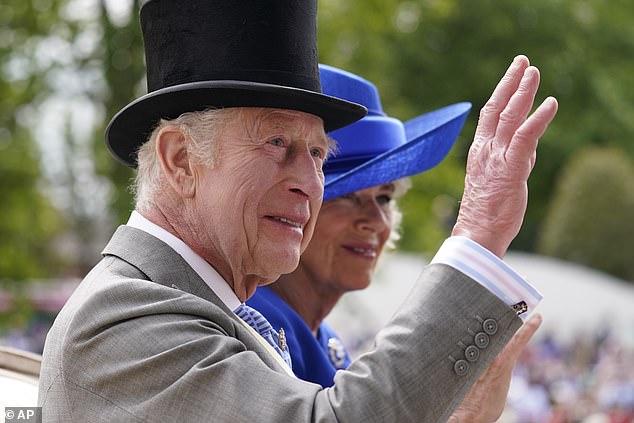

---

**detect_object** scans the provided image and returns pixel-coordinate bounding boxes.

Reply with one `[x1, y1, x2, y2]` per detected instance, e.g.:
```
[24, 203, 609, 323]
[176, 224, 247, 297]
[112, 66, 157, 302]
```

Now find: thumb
[503, 313, 542, 362]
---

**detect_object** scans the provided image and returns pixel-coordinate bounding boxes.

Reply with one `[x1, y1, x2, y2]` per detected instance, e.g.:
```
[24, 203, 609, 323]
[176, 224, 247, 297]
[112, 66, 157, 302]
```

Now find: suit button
[465, 345, 480, 362]
[454, 359, 469, 376]
[483, 318, 498, 335]
[474, 332, 490, 349]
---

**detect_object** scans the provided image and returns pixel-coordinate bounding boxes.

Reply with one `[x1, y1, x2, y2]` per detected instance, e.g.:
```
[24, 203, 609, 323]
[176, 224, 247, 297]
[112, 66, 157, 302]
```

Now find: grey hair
[133, 108, 237, 212]
[385, 177, 412, 249]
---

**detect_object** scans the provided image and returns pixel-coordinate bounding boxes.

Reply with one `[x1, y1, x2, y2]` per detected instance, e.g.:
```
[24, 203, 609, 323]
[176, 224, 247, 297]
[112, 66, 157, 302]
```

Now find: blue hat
[320, 64, 471, 200]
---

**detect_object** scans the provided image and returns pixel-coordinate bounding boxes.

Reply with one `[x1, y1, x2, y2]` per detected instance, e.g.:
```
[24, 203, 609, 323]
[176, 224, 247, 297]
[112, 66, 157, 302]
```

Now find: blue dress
[247, 286, 351, 387]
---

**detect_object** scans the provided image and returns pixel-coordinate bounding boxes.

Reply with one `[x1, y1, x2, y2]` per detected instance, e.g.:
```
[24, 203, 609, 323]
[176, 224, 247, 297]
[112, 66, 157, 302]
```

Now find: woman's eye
[376, 195, 392, 206]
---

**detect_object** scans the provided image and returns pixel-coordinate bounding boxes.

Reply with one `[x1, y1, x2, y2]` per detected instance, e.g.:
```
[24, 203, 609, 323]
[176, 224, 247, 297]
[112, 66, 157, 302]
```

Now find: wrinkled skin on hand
[447, 314, 543, 423]
[452, 56, 558, 258]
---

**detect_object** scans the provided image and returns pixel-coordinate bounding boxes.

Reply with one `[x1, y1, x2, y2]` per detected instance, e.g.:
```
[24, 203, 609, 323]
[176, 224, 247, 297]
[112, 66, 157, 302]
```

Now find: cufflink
[512, 301, 528, 316]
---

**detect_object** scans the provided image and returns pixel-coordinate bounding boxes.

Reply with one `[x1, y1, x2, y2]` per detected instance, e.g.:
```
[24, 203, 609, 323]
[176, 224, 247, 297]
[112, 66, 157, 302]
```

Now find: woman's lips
[342, 243, 377, 258]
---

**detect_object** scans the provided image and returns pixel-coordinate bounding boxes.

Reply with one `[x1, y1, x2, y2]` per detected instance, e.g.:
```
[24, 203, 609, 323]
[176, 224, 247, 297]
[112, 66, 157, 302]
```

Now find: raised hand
[447, 314, 543, 423]
[452, 56, 558, 258]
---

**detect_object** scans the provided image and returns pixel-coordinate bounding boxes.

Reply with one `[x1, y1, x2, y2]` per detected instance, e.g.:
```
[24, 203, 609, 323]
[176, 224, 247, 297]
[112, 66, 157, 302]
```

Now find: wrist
[451, 225, 507, 259]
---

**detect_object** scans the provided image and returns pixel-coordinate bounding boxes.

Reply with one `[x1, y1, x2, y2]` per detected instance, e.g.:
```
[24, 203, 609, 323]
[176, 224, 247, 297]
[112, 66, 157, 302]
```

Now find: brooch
[327, 337, 347, 369]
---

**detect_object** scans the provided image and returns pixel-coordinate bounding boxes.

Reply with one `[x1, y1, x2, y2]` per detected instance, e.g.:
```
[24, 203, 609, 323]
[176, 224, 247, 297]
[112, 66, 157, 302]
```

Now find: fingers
[475, 55, 530, 140]
[529, 151, 537, 172]
[505, 97, 559, 168]
[493, 66, 541, 149]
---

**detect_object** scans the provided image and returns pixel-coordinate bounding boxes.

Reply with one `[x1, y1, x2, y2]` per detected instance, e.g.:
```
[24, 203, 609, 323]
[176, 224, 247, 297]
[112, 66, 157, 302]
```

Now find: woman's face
[297, 183, 394, 294]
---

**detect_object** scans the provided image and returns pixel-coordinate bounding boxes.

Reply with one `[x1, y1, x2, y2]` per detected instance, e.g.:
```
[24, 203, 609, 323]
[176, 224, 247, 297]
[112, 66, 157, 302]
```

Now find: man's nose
[285, 147, 324, 199]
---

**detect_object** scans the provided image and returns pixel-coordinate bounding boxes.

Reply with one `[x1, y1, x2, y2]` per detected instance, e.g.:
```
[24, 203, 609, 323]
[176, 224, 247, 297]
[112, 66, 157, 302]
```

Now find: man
[39, 1, 558, 422]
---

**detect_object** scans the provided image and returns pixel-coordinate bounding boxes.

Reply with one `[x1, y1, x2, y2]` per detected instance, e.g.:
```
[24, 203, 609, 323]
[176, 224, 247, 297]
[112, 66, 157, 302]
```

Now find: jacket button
[483, 318, 498, 335]
[454, 359, 469, 376]
[465, 345, 480, 362]
[474, 332, 490, 349]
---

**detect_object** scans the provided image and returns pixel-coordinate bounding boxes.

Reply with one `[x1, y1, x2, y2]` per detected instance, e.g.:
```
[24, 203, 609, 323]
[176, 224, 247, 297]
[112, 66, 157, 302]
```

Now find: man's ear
[155, 126, 196, 198]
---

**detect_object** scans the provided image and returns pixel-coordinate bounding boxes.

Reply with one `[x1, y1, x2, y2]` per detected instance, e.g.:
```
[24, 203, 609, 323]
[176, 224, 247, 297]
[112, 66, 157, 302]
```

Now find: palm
[453, 56, 558, 258]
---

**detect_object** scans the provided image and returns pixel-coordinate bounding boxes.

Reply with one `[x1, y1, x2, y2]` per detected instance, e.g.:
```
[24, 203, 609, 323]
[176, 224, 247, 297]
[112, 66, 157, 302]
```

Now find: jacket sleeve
[40, 261, 521, 423]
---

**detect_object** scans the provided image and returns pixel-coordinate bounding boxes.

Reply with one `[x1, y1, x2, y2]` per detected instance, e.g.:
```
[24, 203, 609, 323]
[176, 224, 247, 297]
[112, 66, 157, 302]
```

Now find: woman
[247, 64, 472, 387]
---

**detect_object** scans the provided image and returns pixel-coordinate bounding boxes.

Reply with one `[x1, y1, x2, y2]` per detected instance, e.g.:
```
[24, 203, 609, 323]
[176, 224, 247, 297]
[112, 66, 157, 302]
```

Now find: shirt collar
[126, 210, 242, 311]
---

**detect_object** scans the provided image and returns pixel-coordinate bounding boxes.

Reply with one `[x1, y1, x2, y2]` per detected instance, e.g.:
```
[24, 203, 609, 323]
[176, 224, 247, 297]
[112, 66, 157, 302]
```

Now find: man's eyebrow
[253, 109, 333, 155]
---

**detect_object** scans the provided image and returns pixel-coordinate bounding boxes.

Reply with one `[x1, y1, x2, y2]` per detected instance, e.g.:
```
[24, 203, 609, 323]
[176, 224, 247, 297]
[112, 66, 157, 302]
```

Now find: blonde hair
[385, 177, 412, 249]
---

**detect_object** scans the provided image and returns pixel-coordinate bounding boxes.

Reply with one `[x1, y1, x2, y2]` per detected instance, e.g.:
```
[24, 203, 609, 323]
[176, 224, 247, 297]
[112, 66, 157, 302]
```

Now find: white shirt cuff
[430, 236, 542, 319]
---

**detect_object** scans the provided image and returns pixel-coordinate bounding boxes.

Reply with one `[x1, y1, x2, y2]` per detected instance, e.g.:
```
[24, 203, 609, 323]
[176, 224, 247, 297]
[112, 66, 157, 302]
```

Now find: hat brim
[105, 80, 367, 167]
[323, 102, 471, 200]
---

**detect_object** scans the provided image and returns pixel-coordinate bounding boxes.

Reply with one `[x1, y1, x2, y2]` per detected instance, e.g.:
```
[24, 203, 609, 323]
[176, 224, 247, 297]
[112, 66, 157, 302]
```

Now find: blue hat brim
[324, 102, 471, 200]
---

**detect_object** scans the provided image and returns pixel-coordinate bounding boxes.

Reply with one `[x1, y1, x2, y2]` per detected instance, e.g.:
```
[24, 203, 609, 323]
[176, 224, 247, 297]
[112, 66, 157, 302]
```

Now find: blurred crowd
[502, 329, 634, 423]
[0, 312, 52, 354]
[332, 316, 633, 423]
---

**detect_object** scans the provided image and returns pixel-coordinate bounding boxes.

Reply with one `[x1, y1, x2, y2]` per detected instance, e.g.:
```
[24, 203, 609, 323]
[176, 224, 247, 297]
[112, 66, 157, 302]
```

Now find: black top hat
[105, 0, 367, 167]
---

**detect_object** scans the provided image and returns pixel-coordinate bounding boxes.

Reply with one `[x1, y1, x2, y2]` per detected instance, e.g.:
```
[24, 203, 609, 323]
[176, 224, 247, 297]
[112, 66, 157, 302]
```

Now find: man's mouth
[265, 215, 306, 233]
[270, 216, 303, 229]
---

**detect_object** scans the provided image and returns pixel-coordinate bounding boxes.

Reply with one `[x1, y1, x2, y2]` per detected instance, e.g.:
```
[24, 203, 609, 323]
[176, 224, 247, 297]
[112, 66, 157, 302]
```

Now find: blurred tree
[91, 0, 145, 225]
[3, 0, 634, 282]
[0, 0, 69, 280]
[318, 0, 634, 256]
[537, 147, 634, 282]
[10, 1, 145, 277]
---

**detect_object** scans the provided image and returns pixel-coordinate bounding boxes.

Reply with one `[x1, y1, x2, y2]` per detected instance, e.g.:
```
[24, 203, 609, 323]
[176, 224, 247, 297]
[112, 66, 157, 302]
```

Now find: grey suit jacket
[39, 225, 522, 422]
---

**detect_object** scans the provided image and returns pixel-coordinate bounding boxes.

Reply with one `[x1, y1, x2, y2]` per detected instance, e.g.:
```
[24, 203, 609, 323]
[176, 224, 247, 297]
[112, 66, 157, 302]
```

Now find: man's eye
[310, 148, 324, 159]
[269, 137, 284, 147]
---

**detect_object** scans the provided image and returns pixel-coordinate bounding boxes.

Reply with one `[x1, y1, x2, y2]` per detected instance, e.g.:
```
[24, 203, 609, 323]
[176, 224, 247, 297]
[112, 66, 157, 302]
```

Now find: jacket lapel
[101, 225, 291, 375]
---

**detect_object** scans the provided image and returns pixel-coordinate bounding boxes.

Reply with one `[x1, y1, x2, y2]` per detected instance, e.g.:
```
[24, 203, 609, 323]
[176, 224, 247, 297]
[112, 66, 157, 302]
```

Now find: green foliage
[0, 127, 65, 280]
[319, 0, 634, 257]
[537, 147, 634, 282]
[0, 0, 69, 279]
[3, 0, 634, 282]
[0, 280, 36, 332]
[91, 0, 145, 224]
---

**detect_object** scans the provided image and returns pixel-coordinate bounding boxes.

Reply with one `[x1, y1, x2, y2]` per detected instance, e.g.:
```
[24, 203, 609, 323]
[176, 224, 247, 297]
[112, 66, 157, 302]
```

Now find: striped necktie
[234, 303, 292, 368]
